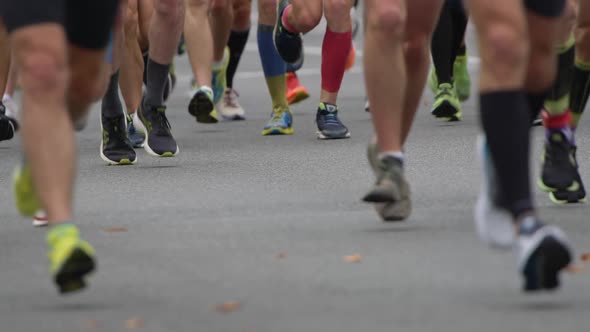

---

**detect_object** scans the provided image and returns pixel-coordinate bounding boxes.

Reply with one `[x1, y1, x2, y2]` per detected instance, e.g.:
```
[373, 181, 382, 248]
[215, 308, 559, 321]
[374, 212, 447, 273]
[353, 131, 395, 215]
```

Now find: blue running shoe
[262, 108, 294, 136]
[274, 0, 303, 65]
[127, 113, 145, 148]
[316, 102, 350, 139]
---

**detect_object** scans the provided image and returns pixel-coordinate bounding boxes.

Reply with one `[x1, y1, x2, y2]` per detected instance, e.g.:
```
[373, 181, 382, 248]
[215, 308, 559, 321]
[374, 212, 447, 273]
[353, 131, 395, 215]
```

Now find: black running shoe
[137, 100, 179, 157]
[316, 102, 350, 139]
[0, 102, 18, 142]
[517, 217, 572, 292]
[274, 0, 304, 65]
[100, 114, 137, 165]
[538, 131, 585, 203]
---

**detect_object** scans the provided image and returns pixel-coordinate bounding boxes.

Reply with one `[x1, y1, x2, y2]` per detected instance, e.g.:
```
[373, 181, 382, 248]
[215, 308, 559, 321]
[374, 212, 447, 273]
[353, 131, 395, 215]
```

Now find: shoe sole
[317, 131, 351, 140]
[537, 178, 586, 204]
[189, 92, 218, 124]
[374, 200, 411, 222]
[273, 0, 303, 65]
[55, 248, 96, 294]
[431, 100, 461, 121]
[100, 121, 138, 166]
[522, 236, 571, 292]
[287, 89, 310, 105]
[262, 127, 294, 136]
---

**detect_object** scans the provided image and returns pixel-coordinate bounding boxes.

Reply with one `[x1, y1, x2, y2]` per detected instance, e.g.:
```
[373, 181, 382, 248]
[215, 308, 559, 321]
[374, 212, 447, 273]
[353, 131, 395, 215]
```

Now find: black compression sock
[545, 38, 575, 116]
[570, 60, 590, 126]
[431, 1, 453, 84]
[527, 90, 550, 122]
[101, 71, 124, 118]
[144, 58, 170, 107]
[227, 28, 250, 89]
[480, 90, 534, 219]
[449, 3, 468, 64]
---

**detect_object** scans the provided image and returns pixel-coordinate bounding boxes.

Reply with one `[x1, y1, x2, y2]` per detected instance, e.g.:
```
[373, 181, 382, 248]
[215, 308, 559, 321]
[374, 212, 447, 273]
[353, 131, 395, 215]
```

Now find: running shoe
[100, 114, 137, 165]
[127, 113, 145, 148]
[33, 210, 48, 227]
[13, 162, 42, 217]
[474, 136, 515, 249]
[538, 131, 587, 204]
[188, 86, 219, 124]
[316, 102, 350, 139]
[219, 88, 246, 121]
[262, 108, 294, 135]
[365, 142, 412, 221]
[274, 0, 304, 65]
[136, 100, 179, 157]
[0, 102, 18, 142]
[364, 98, 370, 112]
[286, 72, 309, 105]
[47, 224, 96, 294]
[431, 83, 462, 121]
[517, 216, 572, 292]
[212, 47, 230, 105]
[453, 55, 471, 101]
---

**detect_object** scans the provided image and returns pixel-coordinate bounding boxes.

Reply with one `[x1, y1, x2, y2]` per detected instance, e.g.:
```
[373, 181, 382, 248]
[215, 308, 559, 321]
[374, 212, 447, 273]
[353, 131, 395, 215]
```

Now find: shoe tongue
[323, 103, 337, 113]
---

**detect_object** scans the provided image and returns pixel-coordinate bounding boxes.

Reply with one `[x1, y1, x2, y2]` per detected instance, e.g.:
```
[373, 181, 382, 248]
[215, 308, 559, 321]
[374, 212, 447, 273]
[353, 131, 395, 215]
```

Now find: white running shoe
[474, 135, 515, 249]
[33, 210, 48, 227]
[219, 88, 245, 121]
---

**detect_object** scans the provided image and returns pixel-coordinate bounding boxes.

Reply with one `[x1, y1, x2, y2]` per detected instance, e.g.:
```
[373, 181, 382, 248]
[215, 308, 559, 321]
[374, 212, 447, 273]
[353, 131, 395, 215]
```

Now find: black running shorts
[0, 0, 119, 50]
[524, 0, 565, 17]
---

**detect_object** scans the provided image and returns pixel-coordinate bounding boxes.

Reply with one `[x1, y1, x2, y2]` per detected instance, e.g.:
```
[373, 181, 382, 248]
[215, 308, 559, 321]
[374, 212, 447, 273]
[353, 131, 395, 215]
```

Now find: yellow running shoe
[47, 224, 96, 294]
[261, 107, 294, 136]
[13, 162, 42, 217]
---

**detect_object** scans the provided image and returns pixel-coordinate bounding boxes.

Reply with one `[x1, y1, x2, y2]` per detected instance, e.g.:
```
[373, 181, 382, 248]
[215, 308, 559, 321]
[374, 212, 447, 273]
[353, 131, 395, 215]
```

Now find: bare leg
[185, 0, 213, 87]
[120, 0, 144, 114]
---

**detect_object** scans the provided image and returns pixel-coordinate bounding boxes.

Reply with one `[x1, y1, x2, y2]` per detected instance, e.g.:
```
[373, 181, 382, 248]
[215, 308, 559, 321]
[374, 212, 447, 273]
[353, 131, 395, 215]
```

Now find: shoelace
[154, 109, 172, 136]
[323, 111, 341, 126]
[105, 117, 129, 144]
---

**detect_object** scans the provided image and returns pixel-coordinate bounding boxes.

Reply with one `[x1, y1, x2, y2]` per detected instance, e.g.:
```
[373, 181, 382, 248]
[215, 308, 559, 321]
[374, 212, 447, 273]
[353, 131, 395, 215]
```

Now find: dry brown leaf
[104, 227, 128, 233]
[83, 320, 99, 329]
[276, 252, 287, 259]
[214, 301, 241, 313]
[581, 252, 590, 262]
[125, 317, 144, 329]
[343, 254, 362, 263]
[565, 264, 585, 274]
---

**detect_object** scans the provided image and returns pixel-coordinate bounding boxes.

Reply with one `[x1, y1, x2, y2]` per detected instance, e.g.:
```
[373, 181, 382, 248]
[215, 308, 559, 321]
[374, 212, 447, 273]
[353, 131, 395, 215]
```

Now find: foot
[47, 224, 96, 294]
[212, 47, 230, 105]
[33, 210, 48, 227]
[13, 161, 42, 217]
[188, 86, 219, 124]
[316, 103, 350, 139]
[219, 88, 246, 121]
[431, 83, 462, 121]
[517, 217, 572, 292]
[364, 98, 370, 112]
[538, 131, 586, 204]
[127, 113, 145, 148]
[453, 55, 471, 101]
[474, 136, 515, 249]
[100, 114, 137, 165]
[136, 100, 179, 157]
[363, 153, 412, 221]
[286, 72, 310, 105]
[0, 101, 18, 142]
[262, 108, 294, 136]
[274, 0, 304, 65]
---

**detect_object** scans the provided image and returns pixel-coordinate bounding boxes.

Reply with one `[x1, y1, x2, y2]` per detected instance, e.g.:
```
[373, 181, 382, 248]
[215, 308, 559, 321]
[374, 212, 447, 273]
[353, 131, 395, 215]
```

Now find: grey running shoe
[100, 114, 137, 165]
[136, 100, 179, 157]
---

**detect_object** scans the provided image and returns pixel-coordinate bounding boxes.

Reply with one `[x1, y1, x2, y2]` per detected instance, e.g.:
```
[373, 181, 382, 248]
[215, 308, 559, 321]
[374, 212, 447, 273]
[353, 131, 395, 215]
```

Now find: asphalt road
[1, 16, 590, 332]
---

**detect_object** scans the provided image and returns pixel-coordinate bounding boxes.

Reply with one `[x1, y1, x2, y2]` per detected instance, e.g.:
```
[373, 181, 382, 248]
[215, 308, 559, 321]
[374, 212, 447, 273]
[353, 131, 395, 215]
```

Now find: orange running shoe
[286, 71, 310, 105]
[345, 44, 356, 72]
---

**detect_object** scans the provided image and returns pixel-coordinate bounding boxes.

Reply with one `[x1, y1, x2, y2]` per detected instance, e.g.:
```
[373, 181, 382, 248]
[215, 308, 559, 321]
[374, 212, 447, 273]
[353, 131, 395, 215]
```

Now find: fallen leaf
[276, 252, 287, 259]
[565, 264, 585, 274]
[83, 320, 99, 329]
[125, 317, 144, 329]
[581, 252, 590, 262]
[343, 254, 362, 263]
[214, 301, 241, 313]
[104, 227, 128, 233]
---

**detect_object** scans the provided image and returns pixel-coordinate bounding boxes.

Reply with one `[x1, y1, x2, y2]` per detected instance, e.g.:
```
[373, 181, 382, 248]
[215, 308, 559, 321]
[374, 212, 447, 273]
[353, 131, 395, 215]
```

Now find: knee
[16, 43, 66, 99]
[211, 0, 230, 16]
[404, 36, 430, 66]
[154, 0, 184, 21]
[366, 4, 405, 40]
[324, 0, 351, 24]
[481, 25, 528, 69]
[233, 0, 252, 29]
[294, 6, 322, 32]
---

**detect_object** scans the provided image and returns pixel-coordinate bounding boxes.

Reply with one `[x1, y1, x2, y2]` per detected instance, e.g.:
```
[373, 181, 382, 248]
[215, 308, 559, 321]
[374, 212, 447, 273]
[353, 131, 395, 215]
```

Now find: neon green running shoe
[453, 55, 471, 101]
[431, 83, 462, 121]
[261, 107, 294, 136]
[47, 224, 96, 294]
[428, 68, 438, 95]
[13, 162, 42, 217]
[212, 47, 230, 106]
